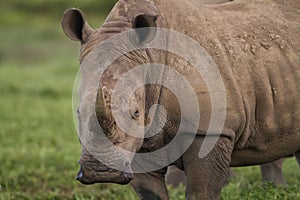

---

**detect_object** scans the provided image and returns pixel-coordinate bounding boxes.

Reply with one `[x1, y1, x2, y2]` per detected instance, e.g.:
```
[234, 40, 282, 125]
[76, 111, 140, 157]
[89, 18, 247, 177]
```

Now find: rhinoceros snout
[76, 163, 133, 185]
[76, 165, 95, 185]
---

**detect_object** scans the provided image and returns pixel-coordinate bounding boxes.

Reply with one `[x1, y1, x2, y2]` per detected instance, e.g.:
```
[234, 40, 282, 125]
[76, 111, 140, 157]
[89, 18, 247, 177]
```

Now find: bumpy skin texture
[63, 0, 300, 199]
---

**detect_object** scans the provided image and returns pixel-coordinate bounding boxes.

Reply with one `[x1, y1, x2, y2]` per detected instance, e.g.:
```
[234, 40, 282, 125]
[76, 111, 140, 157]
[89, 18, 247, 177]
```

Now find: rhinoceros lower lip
[76, 164, 133, 185]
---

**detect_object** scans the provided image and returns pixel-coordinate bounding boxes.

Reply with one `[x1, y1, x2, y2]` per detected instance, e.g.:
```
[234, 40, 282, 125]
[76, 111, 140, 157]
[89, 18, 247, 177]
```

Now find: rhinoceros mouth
[76, 164, 133, 185]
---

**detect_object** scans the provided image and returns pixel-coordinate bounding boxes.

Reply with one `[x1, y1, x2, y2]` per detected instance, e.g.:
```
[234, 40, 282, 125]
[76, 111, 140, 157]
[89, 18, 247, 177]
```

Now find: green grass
[0, 1, 299, 199]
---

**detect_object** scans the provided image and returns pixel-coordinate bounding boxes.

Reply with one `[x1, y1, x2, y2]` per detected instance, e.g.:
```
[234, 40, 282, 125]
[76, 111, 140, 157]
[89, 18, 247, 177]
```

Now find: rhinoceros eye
[132, 110, 140, 120]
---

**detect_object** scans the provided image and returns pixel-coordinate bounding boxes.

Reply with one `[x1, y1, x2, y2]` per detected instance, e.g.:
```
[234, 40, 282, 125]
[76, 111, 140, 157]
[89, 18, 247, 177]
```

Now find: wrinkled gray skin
[166, 158, 286, 187]
[62, 0, 300, 199]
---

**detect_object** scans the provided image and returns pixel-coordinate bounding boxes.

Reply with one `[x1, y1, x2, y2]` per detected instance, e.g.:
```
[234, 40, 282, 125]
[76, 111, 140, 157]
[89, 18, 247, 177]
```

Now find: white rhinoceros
[62, 0, 300, 199]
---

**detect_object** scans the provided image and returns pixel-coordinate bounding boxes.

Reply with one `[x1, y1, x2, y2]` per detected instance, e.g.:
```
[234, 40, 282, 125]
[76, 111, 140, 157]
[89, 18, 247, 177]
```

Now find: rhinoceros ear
[62, 9, 94, 43]
[132, 14, 158, 44]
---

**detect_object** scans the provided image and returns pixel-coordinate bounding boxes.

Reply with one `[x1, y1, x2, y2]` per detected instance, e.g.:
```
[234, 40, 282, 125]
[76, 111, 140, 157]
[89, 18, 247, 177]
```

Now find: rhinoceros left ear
[132, 14, 158, 44]
[62, 9, 94, 43]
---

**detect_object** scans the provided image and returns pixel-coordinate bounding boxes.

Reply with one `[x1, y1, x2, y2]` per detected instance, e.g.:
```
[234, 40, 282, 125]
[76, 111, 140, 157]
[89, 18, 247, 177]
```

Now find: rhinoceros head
[62, 0, 159, 185]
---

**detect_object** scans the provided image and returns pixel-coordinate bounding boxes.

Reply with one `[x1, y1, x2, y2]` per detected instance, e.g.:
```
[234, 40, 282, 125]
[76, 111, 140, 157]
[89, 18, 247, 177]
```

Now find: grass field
[0, 1, 299, 199]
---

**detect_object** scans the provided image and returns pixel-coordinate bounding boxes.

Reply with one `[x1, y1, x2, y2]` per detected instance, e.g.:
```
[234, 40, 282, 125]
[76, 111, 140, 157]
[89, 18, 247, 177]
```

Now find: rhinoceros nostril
[76, 165, 84, 181]
[123, 161, 133, 180]
[123, 171, 134, 180]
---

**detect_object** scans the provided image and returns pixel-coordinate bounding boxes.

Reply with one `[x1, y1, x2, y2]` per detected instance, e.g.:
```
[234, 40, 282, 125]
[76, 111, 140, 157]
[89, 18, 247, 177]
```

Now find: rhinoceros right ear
[132, 14, 158, 44]
[62, 9, 94, 43]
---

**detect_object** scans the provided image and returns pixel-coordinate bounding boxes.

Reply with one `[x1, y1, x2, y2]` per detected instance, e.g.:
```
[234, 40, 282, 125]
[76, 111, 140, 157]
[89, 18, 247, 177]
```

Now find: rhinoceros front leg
[166, 165, 187, 187]
[130, 170, 169, 200]
[183, 136, 233, 200]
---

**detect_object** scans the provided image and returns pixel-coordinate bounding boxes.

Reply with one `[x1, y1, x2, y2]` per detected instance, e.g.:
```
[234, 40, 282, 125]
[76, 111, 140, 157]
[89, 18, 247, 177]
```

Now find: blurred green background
[0, 0, 299, 199]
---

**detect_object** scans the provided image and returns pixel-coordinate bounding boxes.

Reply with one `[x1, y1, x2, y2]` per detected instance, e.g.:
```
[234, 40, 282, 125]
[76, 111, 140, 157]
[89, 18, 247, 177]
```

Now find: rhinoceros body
[62, 0, 300, 199]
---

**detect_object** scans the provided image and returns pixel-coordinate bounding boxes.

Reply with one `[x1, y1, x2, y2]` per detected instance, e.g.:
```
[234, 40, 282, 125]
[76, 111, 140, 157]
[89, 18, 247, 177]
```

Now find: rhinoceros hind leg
[260, 158, 285, 186]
